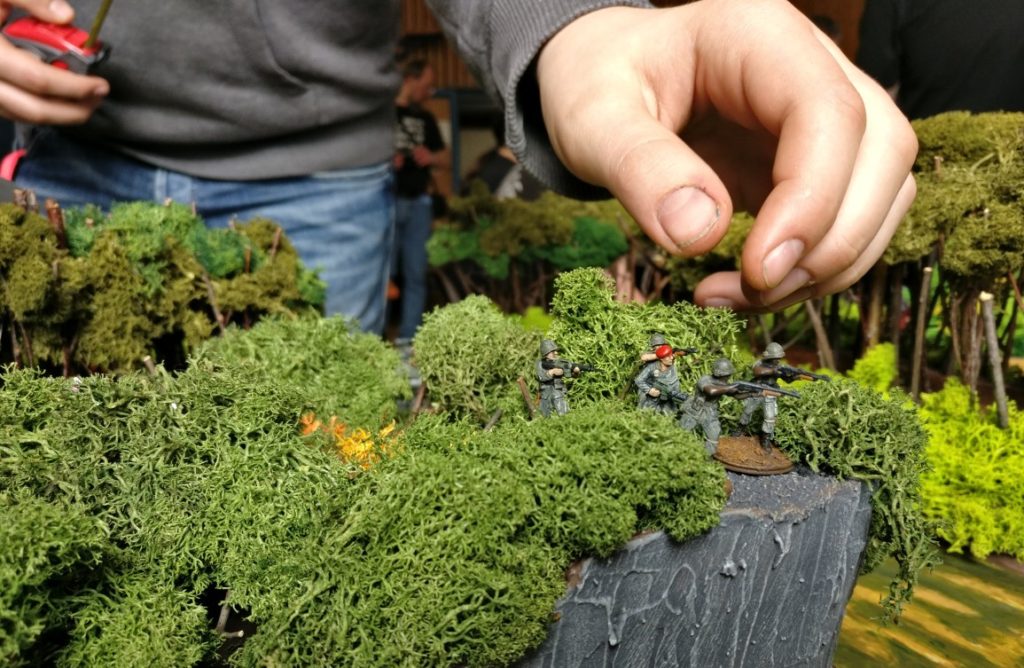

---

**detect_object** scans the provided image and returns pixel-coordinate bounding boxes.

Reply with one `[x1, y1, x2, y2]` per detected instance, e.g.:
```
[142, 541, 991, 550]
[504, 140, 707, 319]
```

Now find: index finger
[2, 0, 76, 23]
[695, 1, 867, 291]
[0, 36, 108, 100]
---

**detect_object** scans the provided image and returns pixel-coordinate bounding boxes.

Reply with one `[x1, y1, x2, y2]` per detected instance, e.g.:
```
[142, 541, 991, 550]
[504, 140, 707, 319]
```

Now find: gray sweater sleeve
[426, 0, 653, 200]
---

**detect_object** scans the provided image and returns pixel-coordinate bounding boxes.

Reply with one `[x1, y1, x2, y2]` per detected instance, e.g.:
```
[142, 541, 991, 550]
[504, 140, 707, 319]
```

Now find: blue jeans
[13, 130, 394, 333]
[392, 195, 433, 340]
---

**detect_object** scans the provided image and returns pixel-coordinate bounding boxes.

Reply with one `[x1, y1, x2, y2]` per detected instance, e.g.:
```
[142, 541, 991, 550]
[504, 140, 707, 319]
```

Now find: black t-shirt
[394, 105, 445, 198]
[857, 0, 1024, 119]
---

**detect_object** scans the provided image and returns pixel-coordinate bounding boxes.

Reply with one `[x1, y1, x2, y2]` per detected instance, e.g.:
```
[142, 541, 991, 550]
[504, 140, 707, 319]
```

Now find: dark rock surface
[517, 468, 872, 668]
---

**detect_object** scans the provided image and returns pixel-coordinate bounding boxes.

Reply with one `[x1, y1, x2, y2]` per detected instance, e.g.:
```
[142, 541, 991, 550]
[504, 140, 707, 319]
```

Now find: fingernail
[765, 268, 811, 303]
[702, 297, 736, 309]
[657, 186, 719, 250]
[762, 239, 805, 289]
[92, 84, 109, 96]
[49, 0, 73, 20]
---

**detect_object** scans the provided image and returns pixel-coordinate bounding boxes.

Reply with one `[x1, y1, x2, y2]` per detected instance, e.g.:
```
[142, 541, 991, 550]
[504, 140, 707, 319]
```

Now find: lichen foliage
[415, 295, 539, 422]
[886, 111, 1024, 282]
[546, 268, 748, 403]
[196, 315, 410, 430]
[918, 379, 1024, 561]
[0, 201, 324, 374]
[428, 186, 629, 279]
[774, 378, 938, 621]
[0, 356, 724, 666]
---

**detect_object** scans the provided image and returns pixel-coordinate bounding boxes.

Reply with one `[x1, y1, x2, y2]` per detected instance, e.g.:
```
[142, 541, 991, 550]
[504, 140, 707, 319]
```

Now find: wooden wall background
[401, 0, 868, 89]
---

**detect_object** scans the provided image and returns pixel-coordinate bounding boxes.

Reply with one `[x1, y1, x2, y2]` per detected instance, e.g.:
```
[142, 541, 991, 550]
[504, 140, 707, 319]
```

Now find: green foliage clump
[886, 111, 1024, 281]
[0, 492, 105, 666]
[847, 342, 897, 396]
[774, 378, 938, 621]
[59, 573, 214, 668]
[196, 315, 410, 428]
[546, 268, 747, 402]
[918, 379, 1024, 560]
[0, 347, 726, 666]
[237, 402, 724, 667]
[0, 201, 324, 374]
[428, 189, 629, 278]
[415, 295, 539, 422]
[523, 215, 628, 270]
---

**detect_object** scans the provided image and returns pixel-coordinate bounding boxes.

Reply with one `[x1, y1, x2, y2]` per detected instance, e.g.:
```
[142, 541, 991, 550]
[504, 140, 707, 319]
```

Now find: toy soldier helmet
[540, 339, 559, 356]
[763, 342, 785, 360]
[648, 333, 667, 347]
[712, 358, 735, 377]
[655, 344, 674, 359]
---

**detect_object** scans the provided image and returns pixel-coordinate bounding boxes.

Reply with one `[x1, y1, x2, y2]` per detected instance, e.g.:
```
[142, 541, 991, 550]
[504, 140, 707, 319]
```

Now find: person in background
[857, 0, 1024, 118]
[2, 0, 917, 320]
[462, 113, 545, 201]
[392, 58, 447, 348]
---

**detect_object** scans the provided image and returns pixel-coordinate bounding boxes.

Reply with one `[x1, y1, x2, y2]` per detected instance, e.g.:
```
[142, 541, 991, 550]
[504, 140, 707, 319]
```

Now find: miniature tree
[0, 201, 324, 375]
[888, 111, 1024, 391]
[428, 188, 629, 312]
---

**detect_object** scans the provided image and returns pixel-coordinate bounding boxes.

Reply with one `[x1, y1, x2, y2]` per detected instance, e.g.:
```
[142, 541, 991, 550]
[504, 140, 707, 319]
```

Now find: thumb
[596, 113, 732, 256]
[3, 0, 75, 24]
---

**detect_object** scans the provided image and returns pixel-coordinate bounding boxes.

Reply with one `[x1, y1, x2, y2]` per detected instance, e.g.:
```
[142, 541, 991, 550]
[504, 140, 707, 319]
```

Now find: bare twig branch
[911, 267, 932, 401]
[980, 292, 1009, 429]
[45, 199, 67, 249]
[517, 376, 536, 420]
[203, 273, 227, 334]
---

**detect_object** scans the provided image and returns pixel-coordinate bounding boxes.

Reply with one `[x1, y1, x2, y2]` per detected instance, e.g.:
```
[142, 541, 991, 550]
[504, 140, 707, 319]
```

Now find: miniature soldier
[535, 340, 595, 417]
[679, 358, 739, 454]
[738, 341, 828, 449]
[635, 344, 688, 415]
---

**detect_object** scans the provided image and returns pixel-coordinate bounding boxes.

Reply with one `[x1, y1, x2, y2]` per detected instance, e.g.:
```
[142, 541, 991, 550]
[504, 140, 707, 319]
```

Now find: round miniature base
[713, 435, 794, 476]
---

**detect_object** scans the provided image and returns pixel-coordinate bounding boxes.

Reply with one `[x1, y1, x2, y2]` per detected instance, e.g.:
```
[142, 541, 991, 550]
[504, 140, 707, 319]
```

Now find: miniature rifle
[777, 365, 830, 383]
[541, 358, 598, 375]
[652, 379, 689, 406]
[674, 347, 699, 356]
[729, 380, 801, 399]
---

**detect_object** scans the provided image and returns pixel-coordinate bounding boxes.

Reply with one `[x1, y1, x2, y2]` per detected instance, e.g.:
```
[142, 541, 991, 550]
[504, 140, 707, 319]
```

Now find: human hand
[648, 387, 661, 398]
[411, 145, 433, 167]
[550, 367, 564, 377]
[0, 0, 109, 124]
[536, 0, 916, 311]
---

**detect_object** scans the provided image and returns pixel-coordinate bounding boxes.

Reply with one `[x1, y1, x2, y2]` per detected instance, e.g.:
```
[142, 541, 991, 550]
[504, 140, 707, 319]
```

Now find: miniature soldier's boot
[760, 432, 773, 451]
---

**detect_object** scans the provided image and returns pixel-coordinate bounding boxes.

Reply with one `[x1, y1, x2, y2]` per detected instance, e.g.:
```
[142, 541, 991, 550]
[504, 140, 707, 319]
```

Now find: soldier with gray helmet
[738, 341, 827, 449]
[679, 357, 740, 454]
[536, 339, 597, 417]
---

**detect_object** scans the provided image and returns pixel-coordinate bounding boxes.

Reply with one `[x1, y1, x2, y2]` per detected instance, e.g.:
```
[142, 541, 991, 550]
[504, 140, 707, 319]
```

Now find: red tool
[1, 0, 113, 74]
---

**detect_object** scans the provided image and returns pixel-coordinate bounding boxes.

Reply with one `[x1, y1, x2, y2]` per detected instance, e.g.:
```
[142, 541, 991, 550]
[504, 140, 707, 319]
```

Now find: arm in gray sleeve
[425, 0, 653, 200]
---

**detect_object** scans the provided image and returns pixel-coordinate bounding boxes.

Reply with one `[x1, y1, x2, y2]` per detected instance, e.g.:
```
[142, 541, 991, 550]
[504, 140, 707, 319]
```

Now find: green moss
[58, 573, 214, 668]
[848, 343, 897, 396]
[918, 379, 1024, 560]
[428, 191, 630, 280]
[0, 353, 724, 666]
[774, 378, 938, 621]
[414, 295, 538, 421]
[196, 315, 410, 428]
[0, 202, 324, 374]
[0, 491, 106, 666]
[886, 111, 1024, 277]
[546, 268, 747, 403]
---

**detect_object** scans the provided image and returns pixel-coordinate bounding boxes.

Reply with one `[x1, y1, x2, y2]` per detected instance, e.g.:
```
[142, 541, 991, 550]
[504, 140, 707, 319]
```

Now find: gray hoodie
[65, 0, 649, 196]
